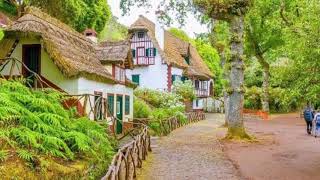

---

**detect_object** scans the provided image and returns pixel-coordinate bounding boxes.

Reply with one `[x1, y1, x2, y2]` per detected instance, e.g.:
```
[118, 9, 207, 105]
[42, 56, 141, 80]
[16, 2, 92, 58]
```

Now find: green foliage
[0, 79, 114, 178]
[0, 0, 17, 16]
[134, 88, 185, 109]
[134, 88, 186, 136]
[172, 80, 196, 101]
[3, 0, 111, 33]
[0, 28, 3, 40]
[17, 149, 34, 162]
[133, 97, 152, 118]
[0, 150, 8, 162]
[98, 16, 128, 42]
[169, 28, 192, 42]
[245, 86, 301, 113]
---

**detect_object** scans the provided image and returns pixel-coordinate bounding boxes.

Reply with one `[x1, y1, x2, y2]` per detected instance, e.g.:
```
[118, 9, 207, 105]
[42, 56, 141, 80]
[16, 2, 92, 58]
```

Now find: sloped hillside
[0, 79, 115, 179]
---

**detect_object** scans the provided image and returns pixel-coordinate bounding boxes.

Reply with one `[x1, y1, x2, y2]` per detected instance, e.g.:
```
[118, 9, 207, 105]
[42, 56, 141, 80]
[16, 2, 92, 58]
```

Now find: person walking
[303, 105, 314, 135]
[313, 111, 320, 137]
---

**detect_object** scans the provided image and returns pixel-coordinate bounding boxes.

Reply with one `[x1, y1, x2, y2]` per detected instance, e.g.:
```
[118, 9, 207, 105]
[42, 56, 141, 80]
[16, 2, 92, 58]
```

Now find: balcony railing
[135, 57, 155, 66]
[194, 88, 208, 97]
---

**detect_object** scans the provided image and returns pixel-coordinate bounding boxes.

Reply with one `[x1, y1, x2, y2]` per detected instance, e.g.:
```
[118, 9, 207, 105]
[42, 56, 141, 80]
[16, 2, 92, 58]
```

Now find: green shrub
[134, 88, 187, 136]
[244, 86, 300, 113]
[133, 97, 152, 118]
[0, 79, 115, 178]
[172, 80, 196, 101]
[134, 88, 185, 109]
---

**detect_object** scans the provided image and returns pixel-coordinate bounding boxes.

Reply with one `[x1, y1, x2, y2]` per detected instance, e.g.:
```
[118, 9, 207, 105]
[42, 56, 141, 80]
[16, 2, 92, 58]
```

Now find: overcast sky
[108, 1, 209, 38]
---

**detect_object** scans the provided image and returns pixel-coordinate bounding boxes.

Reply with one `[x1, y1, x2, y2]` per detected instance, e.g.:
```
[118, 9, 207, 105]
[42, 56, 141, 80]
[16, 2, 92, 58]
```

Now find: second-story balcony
[134, 57, 155, 66]
[194, 88, 209, 97]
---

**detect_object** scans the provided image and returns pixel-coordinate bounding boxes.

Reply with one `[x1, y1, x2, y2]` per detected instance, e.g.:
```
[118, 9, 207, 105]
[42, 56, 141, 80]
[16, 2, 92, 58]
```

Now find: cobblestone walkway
[137, 113, 242, 180]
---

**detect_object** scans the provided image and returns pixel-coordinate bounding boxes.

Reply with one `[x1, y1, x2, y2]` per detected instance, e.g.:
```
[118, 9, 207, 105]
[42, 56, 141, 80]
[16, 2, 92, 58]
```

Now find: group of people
[303, 105, 320, 137]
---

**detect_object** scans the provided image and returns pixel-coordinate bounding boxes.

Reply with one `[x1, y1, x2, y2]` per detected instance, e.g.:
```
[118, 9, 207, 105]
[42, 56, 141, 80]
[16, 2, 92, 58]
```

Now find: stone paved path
[137, 113, 242, 180]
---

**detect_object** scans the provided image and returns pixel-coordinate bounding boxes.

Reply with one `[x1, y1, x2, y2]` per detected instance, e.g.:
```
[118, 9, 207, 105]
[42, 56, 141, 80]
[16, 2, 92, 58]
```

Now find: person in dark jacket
[303, 105, 314, 134]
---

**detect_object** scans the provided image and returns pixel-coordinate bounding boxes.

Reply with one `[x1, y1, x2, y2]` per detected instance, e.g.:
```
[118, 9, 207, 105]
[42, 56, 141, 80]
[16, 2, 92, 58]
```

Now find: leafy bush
[149, 107, 186, 136]
[133, 97, 152, 118]
[244, 86, 300, 113]
[0, 79, 115, 178]
[134, 88, 185, 109]
[172, 80, 196, 101]
[134, 88, 187, 136]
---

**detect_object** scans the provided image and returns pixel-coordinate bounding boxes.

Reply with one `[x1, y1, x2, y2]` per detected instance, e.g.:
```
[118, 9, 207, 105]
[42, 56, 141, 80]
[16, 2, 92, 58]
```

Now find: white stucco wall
[171, 67, 183, 76]
[127, 54, 168, 91]
[77, 77, 134, 122]
[2, 38, 79, 94]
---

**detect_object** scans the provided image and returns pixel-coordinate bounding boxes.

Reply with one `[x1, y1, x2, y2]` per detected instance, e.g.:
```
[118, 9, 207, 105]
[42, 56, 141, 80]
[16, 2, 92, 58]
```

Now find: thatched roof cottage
[0, 7, 134, 134]
[127, 15, 214, 111]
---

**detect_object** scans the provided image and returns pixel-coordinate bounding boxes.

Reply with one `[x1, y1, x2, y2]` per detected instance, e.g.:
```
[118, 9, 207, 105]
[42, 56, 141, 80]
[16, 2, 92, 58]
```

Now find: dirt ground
[222, 113, 320, 180]
[137, 113, 242, 180]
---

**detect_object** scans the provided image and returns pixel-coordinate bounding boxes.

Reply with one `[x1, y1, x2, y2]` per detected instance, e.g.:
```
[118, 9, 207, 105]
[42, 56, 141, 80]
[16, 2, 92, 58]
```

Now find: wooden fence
[101, 125, 151, 180]
[102, 111, 205, 180]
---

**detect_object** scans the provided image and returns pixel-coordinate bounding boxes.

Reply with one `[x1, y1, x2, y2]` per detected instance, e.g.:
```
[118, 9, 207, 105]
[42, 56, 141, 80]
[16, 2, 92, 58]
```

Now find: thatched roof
[97, 40, 133, 69]
[0, 7, 116, 84]
[130, 15, 213, 79]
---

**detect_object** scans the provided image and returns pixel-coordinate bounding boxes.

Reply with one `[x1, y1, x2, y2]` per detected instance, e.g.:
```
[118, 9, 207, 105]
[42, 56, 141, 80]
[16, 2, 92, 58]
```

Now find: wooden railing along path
[102, 111, 205, 180]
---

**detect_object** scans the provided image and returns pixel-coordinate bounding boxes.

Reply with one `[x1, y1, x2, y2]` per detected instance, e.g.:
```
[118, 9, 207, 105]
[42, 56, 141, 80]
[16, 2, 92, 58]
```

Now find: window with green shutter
[146, 48, 156, 57]
[153, 48, 157, 56]
[125, 96, 130, 115]
[107, 94, 114, 117]
[132, 74, 140, 85]
[132, 49, 136, 58]
[172, 75, 176, 84]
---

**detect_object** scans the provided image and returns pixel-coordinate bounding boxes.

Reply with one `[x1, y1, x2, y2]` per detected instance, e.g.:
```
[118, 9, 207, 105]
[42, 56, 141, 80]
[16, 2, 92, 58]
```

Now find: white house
[127, 15, 214, 110]
[0, 7, 135, 134]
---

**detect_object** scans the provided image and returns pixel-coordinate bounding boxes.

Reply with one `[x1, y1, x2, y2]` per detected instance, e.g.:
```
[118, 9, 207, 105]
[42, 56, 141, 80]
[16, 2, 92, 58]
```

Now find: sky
[108, 0, 209, 38]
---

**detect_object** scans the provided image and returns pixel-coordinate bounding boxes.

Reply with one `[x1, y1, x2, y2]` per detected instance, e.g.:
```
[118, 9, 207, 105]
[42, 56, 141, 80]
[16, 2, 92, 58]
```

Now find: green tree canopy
[1, 0, 111, 33]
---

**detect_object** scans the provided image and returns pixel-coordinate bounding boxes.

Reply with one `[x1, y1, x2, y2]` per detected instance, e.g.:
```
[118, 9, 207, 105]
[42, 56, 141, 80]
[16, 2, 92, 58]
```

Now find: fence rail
[102, 111, 205, 180]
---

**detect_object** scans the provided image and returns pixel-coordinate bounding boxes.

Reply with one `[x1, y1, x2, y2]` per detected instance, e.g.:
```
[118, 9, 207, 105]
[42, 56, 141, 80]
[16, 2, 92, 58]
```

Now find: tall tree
[2, 0, 111, 33]
[245, 0, 284, 113]
[120, 0, 252, 138]
[280, 0, 320, 105]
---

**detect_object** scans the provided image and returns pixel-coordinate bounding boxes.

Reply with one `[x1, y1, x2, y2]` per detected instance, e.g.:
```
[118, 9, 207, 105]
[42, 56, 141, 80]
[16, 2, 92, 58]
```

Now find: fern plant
[0, 79, 115, 178]
[17, 149, 33, 162]
[0, 150, 8, 162]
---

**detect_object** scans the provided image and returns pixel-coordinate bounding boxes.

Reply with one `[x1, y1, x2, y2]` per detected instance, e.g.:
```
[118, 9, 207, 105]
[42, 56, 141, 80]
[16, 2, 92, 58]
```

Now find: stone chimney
[155, 21, 164, 50]
[83, 29, 98, 43]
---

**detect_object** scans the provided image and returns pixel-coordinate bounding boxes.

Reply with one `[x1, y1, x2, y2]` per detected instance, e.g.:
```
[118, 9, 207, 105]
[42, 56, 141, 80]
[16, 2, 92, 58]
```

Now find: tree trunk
[262, 66, 270, 112]
[220, 51, 229, 126]
[257, 55, 270, 113]
[226, 16, 250, 139]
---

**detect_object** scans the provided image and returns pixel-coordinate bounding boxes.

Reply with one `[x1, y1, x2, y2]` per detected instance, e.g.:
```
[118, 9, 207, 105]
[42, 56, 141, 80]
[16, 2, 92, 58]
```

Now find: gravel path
[137, 113, 242, 180]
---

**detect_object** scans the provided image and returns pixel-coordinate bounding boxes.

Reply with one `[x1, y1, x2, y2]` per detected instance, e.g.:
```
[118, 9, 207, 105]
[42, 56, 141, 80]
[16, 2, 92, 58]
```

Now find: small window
[138, 32, 144, 39]
[107, 94, 114, 117]
[132, 75, 140, 85]
[125, 96, 130, 115]
[196, 99, 199, 107]
[195, 80, 200, 89]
